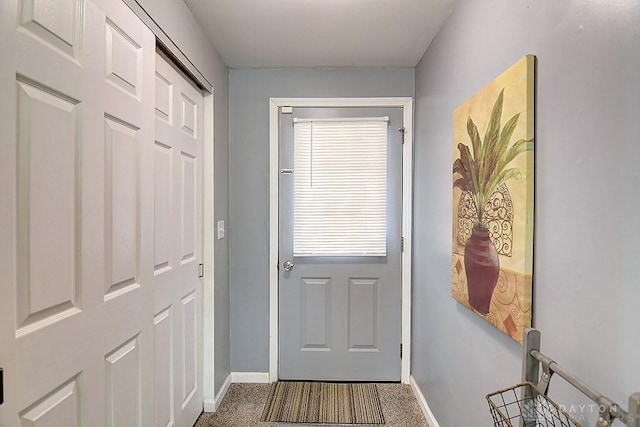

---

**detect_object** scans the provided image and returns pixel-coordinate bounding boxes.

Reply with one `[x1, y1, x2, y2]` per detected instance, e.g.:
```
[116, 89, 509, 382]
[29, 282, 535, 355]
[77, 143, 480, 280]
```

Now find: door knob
[283, 260, 294, 272]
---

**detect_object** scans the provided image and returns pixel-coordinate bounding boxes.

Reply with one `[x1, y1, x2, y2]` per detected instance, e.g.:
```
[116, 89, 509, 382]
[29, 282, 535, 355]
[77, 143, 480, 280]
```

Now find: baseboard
[410, 375, 441, 427]
[204, 373, 232, 412]
[231, 372, 270, 383]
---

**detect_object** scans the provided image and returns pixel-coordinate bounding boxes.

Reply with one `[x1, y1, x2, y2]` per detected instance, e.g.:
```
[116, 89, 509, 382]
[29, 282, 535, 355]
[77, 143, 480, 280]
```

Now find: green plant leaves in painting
[453, 88, 533, 228]
[466, 117, 482, 171]
[481, 89, 505, 167]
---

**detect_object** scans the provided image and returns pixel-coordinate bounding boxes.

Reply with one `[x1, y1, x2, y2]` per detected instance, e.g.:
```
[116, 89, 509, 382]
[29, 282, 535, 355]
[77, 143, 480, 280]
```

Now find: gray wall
[229, 69, 415, 372]
[134, 0, 231, 396]
[412, 1, 640, 426]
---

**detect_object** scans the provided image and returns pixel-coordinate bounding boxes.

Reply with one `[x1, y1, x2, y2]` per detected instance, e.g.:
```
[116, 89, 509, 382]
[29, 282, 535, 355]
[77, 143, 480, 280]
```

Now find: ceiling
[183, 0, 456, 68]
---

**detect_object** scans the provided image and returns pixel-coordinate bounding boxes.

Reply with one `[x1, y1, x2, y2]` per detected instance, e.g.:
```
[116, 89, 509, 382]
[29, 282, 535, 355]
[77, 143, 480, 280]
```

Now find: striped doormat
[261, 381, 385, 424]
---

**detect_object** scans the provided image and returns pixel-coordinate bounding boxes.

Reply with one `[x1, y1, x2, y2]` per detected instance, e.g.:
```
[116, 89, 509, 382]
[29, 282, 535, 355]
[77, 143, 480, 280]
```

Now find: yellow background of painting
[451, 55, 535, 343]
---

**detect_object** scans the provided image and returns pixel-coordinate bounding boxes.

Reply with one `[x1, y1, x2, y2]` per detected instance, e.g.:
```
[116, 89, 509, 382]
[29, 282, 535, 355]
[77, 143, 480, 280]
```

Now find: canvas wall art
[452, 55, 535, 344]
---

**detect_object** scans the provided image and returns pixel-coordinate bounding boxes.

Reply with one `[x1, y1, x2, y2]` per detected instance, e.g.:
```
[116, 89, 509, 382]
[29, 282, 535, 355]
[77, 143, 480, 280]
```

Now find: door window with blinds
[293, 117, 389, 256]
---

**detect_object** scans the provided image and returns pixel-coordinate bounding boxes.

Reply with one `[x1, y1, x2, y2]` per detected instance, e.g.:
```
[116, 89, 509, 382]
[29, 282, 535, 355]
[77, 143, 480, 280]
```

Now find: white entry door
[0, 0, 171, 425]
[278, 107, 403, 381]
[153, 51, 204, 427]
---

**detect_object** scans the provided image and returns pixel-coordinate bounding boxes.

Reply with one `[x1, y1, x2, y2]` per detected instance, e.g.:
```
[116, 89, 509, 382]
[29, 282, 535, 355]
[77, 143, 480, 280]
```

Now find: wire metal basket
[487, 382, 582, 427]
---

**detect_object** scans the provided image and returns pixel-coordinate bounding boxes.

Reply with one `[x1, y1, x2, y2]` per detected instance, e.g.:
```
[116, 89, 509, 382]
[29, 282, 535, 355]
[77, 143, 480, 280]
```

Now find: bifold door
[153, 51, 204, 427]
[0, 1, 204, 426]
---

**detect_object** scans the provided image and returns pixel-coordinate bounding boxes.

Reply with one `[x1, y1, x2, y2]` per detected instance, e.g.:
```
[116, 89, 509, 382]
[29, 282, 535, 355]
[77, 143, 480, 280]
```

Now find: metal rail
[522, 328, 640, 427]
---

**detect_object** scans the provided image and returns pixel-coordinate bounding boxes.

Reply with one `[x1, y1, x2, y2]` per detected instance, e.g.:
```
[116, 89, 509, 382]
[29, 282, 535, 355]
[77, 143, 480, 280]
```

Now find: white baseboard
[203, 399, 216, 413]
[410, 375, 440, 427]
[204, 373, 232, 412]
[231, 372, 270, 383]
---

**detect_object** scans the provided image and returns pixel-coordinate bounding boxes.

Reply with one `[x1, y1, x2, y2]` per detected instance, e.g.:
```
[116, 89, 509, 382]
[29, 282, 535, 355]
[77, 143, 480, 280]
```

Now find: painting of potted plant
[451, 55, 535, 343]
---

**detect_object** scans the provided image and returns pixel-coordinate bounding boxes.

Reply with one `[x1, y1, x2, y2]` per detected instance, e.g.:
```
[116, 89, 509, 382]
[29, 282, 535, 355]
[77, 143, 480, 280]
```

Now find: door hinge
[401, 236, 404, 252]
[400, 344, 403, 358]
[198, 263, 205, 278]
[398, 127, 406, 144]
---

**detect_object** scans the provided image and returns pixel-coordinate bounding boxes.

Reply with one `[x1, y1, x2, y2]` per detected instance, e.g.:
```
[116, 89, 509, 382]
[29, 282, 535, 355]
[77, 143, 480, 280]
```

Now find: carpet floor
[194, 383, 429, 427]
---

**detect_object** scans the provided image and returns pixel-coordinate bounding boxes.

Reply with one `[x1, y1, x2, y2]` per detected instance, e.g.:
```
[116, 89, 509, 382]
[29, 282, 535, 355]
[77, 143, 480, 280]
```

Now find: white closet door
[0, 0, 156, 425]
[153, 51, 204, 427]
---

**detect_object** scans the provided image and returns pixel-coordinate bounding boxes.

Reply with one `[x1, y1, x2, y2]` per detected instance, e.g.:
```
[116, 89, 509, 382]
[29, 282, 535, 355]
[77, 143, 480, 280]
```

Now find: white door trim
[268, 97, 414, 384]
[202, 92, 216, 407]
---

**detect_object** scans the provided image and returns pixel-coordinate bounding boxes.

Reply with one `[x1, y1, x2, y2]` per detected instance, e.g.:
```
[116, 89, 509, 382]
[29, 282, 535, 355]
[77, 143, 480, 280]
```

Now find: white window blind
[293, 117, 388, 257]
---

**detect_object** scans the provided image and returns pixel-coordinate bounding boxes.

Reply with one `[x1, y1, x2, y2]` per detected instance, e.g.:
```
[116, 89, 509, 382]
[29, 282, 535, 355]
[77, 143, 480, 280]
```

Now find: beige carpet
[261, 382, 384, 424]
[194, 382, 429, 426]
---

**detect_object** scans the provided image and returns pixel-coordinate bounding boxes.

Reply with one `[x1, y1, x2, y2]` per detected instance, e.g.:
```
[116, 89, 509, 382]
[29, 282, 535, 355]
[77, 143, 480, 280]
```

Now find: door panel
[181, 291, 197, 403]
[105, 337, 142, 427]
[19, 0, 81, 59]
[348, 278, 379, 351]
[154, 141, 173, 273]
[180, 152, 198, 263]
[279, 107, 403, 381]
[18, 376, 81, 427]
[154, 307, 174, 427]
[16, 79, 80, 333]
[300, 278, 331, 350]
[1, 0, 156, 425]
[153, 51, 204, 427]
[104, 116, 140, 299]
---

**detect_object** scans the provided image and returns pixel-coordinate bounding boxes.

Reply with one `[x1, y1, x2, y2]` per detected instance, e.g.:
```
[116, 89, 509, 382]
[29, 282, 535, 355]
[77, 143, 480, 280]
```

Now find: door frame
[268, 97, 414, 384]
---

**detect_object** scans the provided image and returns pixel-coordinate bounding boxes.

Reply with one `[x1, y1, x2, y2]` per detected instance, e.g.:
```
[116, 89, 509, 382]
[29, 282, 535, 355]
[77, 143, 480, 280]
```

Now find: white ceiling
[183, 0, 456, 68]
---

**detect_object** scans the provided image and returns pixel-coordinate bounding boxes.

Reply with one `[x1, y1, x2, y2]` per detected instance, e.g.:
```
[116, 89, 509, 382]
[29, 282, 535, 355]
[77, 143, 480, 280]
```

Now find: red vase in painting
[464, 226, 500, 314]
